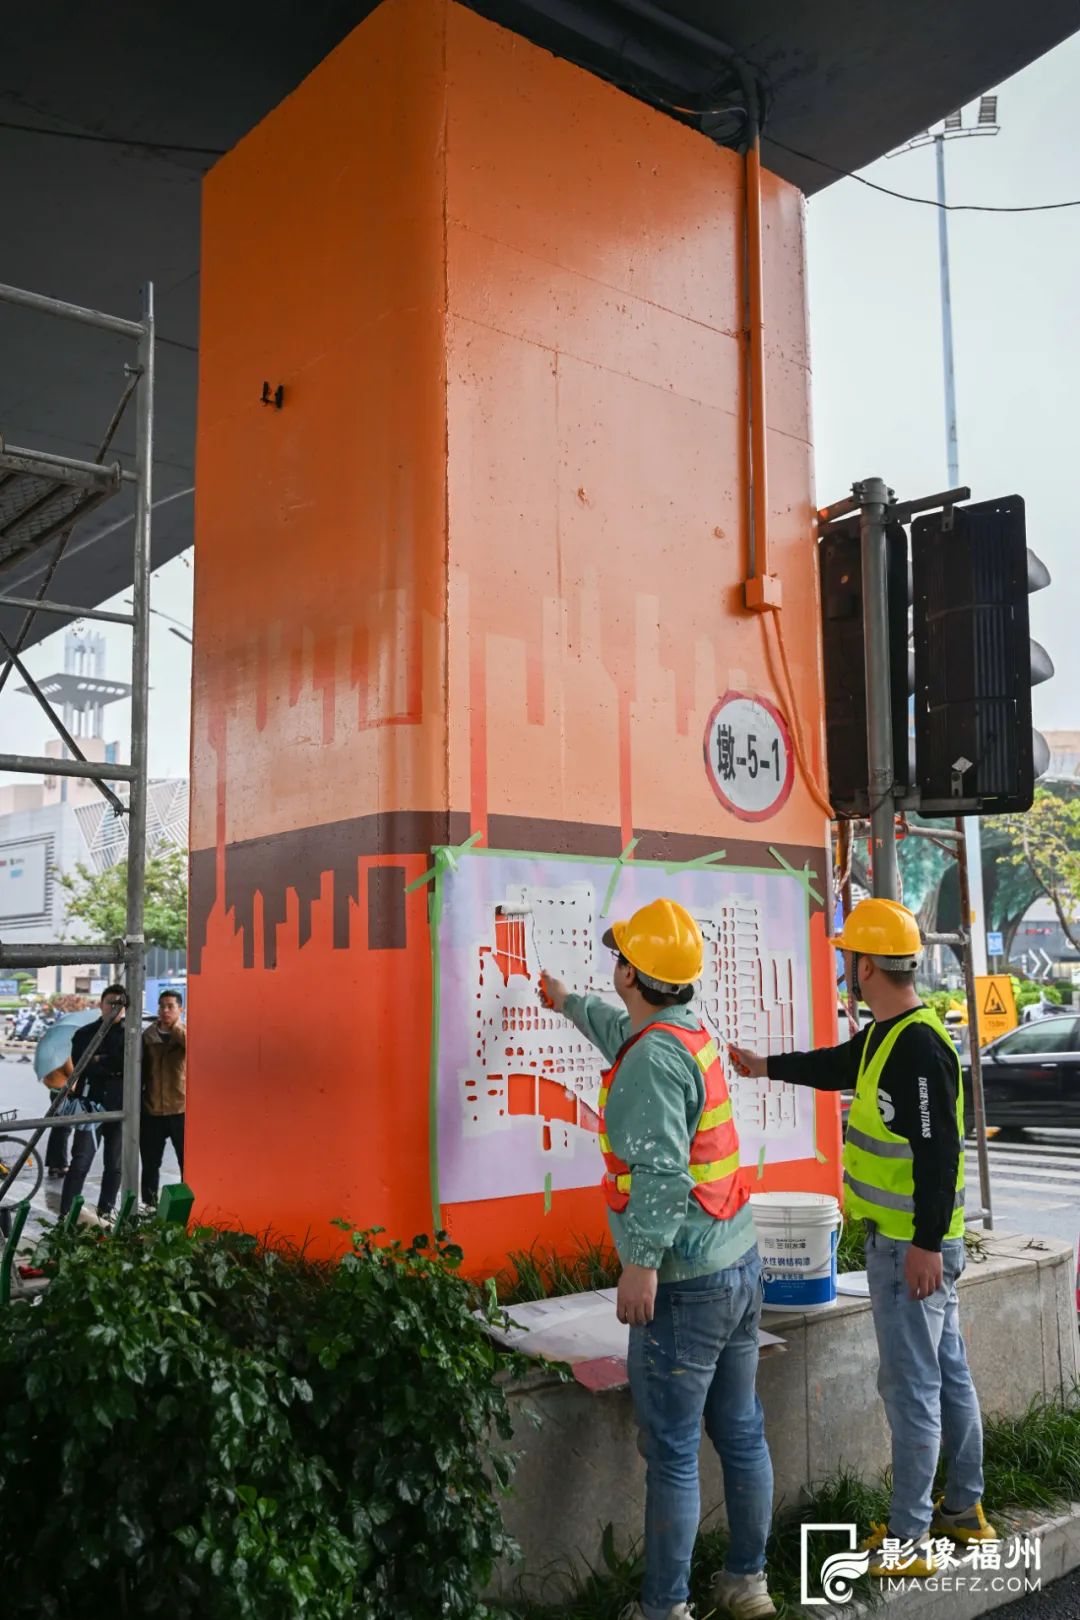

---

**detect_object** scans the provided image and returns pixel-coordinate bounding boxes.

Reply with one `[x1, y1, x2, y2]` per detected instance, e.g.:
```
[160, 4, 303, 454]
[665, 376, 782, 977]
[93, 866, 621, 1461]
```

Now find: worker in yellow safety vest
[543, 899, 776, 1620]
[731, 898, 996, 1579]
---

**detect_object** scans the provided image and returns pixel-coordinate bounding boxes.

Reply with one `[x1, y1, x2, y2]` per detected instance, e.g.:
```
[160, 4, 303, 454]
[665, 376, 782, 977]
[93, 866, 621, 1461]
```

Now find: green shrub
[1012, 976, 1062, 1012]
[0, 1219, 522, 1618]
[923, 988, 954, 1022]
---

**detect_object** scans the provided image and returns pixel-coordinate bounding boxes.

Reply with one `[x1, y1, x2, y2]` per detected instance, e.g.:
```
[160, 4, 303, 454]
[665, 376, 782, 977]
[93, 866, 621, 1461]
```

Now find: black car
[962, 1014, 1080, 1132]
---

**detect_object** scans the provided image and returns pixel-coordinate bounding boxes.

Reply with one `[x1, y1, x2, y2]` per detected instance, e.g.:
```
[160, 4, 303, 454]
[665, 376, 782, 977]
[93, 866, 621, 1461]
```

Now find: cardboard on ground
[975, 974, 1018, 1044]
[485, 1287, 784, 1381]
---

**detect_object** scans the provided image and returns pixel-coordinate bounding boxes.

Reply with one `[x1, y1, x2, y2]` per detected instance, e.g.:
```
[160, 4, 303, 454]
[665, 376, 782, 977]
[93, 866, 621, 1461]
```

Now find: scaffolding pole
[0, 277, 154, 1208]
[121, 283, 154, 1199]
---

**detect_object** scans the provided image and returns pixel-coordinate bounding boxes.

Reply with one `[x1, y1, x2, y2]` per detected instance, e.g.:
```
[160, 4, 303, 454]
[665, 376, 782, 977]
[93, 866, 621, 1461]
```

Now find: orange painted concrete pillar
[189, 0, 839, 1272]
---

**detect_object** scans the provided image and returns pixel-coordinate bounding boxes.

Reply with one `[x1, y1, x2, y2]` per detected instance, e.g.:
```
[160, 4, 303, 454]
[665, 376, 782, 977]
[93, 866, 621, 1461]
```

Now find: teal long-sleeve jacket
[565, 994, 755, 1284]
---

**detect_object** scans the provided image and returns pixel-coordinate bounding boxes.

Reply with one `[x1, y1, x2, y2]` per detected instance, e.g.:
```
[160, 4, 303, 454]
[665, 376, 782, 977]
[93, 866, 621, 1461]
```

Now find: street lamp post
[893, 97, 1001, 976]
[934, 132, 960, 488]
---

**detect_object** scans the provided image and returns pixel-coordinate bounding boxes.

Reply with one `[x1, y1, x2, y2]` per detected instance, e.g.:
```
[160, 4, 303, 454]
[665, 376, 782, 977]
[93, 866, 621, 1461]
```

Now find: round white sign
[703, 691, 794, 822]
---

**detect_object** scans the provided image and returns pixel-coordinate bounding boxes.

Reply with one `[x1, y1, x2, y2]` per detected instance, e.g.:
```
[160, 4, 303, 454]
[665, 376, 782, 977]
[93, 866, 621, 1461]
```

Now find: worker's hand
[616, 1263, 658, 1327]
[905, 1245, 944, 1302]
[540, 972, 568, 1013]
[729, 1044, 767, 1079]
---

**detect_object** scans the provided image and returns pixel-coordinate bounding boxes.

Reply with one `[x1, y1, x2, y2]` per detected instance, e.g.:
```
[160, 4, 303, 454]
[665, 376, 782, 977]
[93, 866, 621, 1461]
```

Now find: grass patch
[836, 1216, 866, 1274]
[983, 1394, 1080, 1516]
[501, 1472, 889, 1619]
[501, 1395, 1080, 1618]
[493, 1215, 990, 1296]
[493, 1238, 622, 1304]
[836, 1220, 991, 1275]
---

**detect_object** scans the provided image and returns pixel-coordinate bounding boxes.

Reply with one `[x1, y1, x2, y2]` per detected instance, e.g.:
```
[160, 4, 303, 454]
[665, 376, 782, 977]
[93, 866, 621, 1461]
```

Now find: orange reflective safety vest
[598, 1021, 748, 1221]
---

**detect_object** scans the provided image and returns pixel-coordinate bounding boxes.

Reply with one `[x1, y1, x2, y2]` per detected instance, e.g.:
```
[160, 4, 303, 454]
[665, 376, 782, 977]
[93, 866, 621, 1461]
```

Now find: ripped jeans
[626, 1249, 774, 1618]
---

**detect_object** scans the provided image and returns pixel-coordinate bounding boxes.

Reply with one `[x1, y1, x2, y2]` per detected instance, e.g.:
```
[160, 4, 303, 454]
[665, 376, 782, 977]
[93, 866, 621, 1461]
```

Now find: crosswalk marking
[967, 1156, 1080, 1183]
[982, 1181, 1074, 1202]
[978, 1137, 1080, 1158]
[985, 1142, 1080, 1158]
[960, 1136, 1080, 1218]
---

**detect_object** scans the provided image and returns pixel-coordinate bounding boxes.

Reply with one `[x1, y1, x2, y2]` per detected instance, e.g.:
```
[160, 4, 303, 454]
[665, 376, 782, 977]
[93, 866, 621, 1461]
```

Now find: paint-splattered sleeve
[603, 1034, 701, 1269]
[563, 993, 630, 1064]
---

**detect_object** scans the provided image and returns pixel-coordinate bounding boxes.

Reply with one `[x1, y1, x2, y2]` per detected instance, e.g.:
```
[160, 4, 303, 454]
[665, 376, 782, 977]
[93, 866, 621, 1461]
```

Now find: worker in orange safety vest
[542, 898, 775, 1620]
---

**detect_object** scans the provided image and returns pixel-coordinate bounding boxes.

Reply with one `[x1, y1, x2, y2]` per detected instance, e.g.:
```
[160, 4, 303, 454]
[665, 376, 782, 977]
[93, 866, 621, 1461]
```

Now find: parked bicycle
[0, 1110, 43, 1208]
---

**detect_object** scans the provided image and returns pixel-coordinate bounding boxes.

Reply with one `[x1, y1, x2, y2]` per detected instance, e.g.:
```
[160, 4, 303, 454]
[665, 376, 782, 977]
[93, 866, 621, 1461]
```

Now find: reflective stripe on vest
[598, 1020, 747, 1223]
[844, 1124, 912, 1160]
[843, 1171, 965, 1214]
[842, 1006, 965, 1241]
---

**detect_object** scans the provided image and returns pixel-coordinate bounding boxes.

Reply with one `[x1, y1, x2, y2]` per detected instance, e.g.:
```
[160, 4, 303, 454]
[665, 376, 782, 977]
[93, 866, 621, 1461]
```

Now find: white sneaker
[619, 1604, 694, 1620]
[76, 1207, 104, 1228]
[710, 1569, 777, 1620]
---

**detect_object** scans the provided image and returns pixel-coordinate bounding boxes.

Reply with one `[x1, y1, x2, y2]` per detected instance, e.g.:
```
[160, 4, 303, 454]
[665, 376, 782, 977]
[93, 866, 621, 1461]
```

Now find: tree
[1003, 788, 1080, 953]
[897, 818, 950, 915]
[58, 847, 188, 951]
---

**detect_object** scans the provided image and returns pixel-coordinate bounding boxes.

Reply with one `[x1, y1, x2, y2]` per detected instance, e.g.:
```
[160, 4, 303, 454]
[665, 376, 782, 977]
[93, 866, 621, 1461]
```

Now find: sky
[0, 551, 194, 784]
[1, 27, 1078, 783]
[807, 30, 1080, 734]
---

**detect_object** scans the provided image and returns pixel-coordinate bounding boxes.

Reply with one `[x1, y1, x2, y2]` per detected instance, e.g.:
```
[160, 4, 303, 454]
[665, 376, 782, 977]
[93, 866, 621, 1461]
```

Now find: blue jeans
[864, 1227, 984, 1541]
[627, 1250, 773, 1618]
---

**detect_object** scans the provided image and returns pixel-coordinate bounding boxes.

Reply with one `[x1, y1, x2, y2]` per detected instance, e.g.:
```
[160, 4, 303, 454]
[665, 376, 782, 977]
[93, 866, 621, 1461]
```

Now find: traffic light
[818, 521, 912, 816]
[910, 494, 1053, 815]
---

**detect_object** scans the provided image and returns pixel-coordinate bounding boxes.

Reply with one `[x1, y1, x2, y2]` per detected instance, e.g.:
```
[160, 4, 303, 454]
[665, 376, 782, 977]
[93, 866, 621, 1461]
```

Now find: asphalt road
[966, 1126, 1080, 1256]
[992, 1565, 1080, 1618]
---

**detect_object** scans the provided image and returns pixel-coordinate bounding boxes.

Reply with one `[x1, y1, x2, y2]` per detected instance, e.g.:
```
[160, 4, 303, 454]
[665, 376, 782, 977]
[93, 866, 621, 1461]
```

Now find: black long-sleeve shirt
[767, 1008, 961, 1252]
[71, 1017, 128, 1113]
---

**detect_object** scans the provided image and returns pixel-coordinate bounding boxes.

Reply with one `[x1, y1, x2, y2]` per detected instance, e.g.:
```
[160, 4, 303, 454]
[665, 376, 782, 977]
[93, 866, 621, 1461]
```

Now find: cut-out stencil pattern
[434, 852, 816, 1206]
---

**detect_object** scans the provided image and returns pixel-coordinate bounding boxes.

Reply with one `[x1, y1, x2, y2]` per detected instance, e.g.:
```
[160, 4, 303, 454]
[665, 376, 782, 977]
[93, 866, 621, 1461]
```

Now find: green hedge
[0, 1219, 521, 1618]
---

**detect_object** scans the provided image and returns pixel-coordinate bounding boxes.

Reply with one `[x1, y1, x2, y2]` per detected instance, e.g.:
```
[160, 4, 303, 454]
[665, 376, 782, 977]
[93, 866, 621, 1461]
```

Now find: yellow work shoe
[860, 1523, 940, 1580]
[931, 1496, 998, 1542]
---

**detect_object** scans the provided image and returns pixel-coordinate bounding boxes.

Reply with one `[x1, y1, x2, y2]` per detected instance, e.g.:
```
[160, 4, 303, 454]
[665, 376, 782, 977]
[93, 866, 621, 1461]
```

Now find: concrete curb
[794, 1504, 1080, 1618]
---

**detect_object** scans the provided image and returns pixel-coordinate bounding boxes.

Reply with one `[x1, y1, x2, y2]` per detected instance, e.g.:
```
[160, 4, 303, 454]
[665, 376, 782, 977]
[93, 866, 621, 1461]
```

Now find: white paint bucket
[749, 1191, 842, 1312]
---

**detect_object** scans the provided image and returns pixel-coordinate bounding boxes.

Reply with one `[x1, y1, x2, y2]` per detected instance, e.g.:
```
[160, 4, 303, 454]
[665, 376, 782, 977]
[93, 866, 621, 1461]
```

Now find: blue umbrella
[33, 1010, 98, 1081]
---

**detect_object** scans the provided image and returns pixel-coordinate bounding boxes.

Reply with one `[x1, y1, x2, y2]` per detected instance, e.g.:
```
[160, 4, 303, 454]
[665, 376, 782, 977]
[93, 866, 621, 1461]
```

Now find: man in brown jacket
[141, 989, 186, 1207]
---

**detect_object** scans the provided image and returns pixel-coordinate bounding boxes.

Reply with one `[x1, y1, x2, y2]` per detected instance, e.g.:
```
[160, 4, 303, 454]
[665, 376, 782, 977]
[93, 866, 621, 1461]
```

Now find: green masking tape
[757, 1144, 767, 1180]
[662, 848, 727, 876]
[600, 837, 640, 918]
[767, 846, 824, 906]
[405, 830, 484, 895]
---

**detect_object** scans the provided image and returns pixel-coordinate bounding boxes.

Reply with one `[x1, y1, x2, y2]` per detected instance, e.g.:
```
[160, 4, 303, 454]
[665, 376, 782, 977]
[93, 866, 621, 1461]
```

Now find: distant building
[1041, 731, 1080, 787]
[0, 630, 187, 996]
[1010, 896, 1080, 984]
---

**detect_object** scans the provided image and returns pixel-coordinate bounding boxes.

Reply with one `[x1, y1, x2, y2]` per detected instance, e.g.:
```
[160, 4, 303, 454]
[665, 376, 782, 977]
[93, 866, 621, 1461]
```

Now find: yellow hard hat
[603, 898, 703, 988]
[827, 897, 921, 965]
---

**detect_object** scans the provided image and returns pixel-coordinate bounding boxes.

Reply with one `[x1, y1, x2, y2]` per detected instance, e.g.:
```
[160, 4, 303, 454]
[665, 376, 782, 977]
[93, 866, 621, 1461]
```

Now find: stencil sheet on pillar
[439, 858, 812, 1207]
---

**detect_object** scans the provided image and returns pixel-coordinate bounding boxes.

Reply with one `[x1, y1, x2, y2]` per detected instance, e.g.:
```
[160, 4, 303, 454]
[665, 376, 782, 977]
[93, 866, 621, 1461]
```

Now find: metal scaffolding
[0, 280, 154, 1203]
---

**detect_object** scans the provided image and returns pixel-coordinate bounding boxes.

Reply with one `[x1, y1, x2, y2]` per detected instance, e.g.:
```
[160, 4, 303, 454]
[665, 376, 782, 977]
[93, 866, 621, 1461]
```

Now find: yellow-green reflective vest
[843, 1006, 965, 1242]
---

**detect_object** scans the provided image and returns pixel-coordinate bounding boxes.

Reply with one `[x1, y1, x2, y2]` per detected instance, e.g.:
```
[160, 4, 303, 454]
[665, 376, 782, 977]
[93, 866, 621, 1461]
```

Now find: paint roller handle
[539, 972, 568, 1014]
[728, 1044, 768, 1079]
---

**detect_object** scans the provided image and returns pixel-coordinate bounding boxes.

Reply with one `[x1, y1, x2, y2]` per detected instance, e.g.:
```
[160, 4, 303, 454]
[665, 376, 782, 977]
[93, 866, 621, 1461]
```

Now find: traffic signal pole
[856, 476, 900, 901]
[821, 476, 995, 1229]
